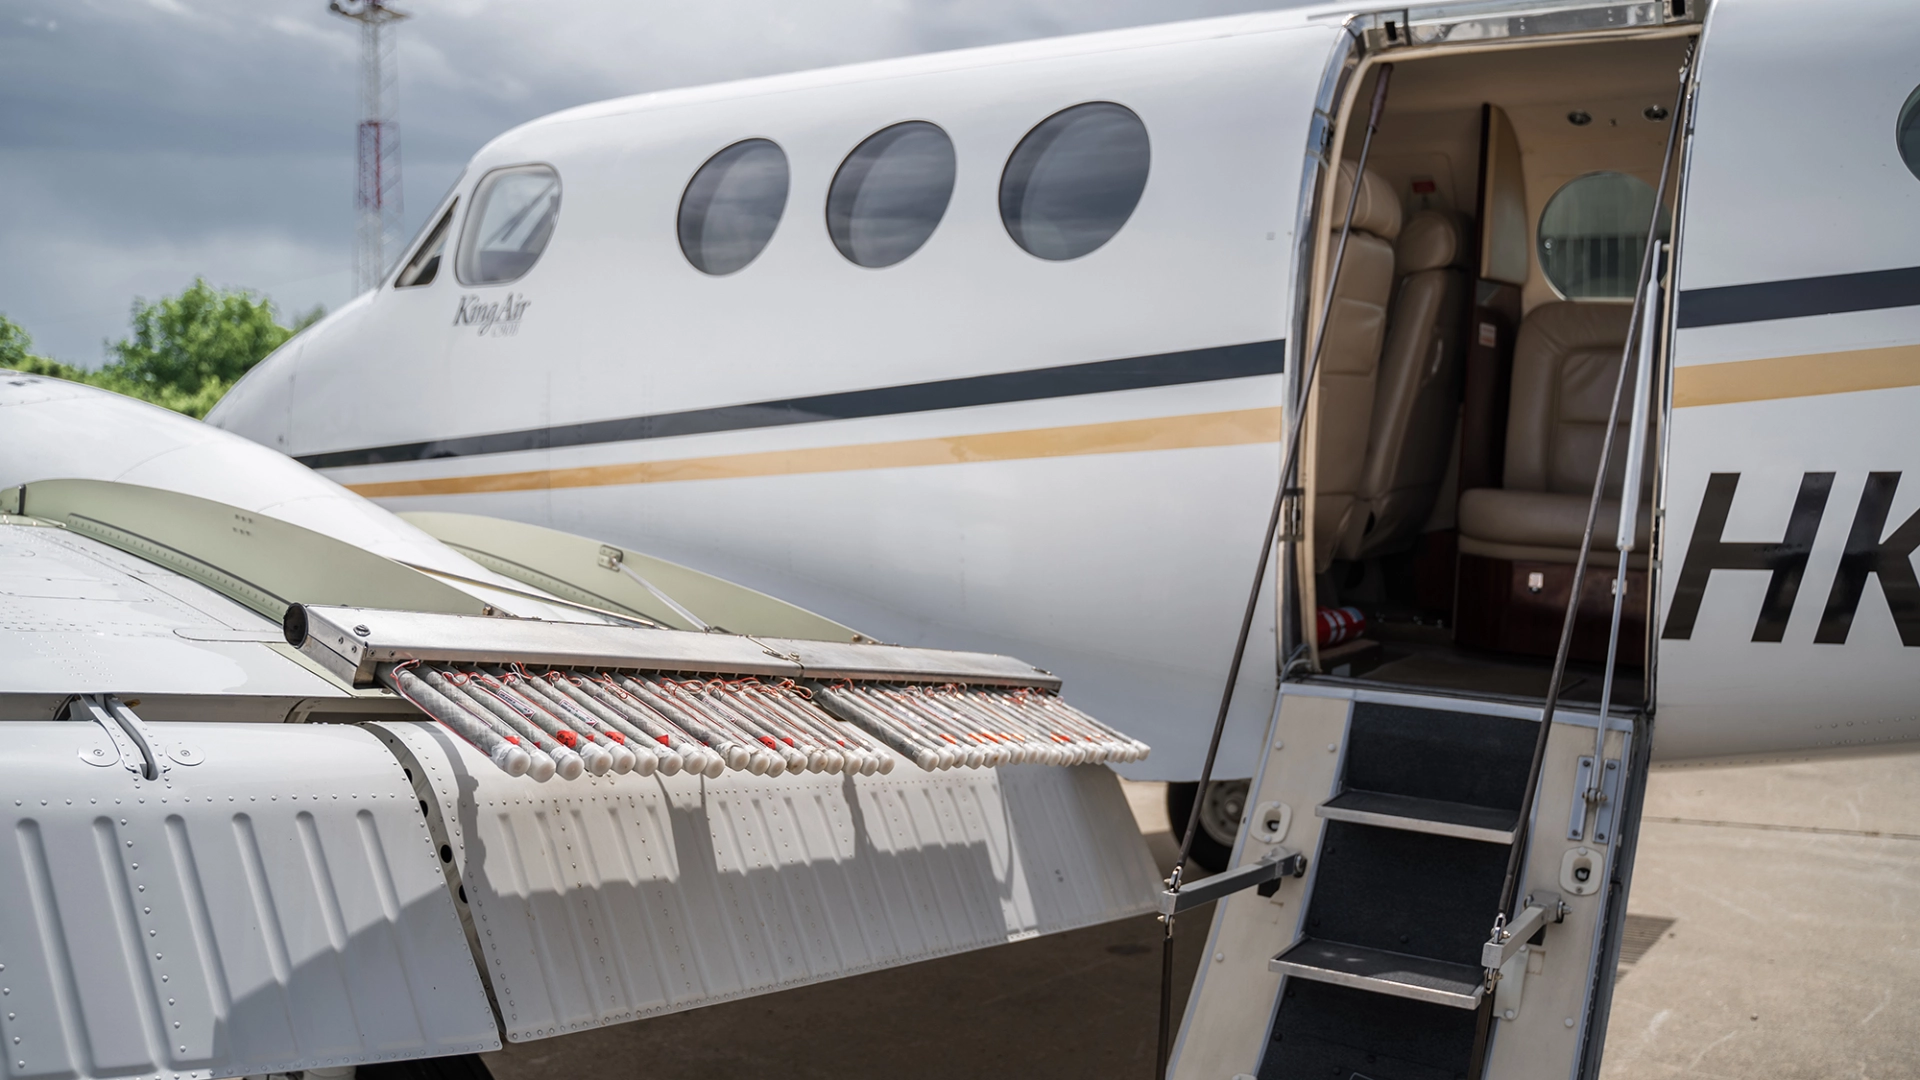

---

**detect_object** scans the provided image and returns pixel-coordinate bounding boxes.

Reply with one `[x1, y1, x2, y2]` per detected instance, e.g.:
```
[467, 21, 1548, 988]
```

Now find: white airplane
[201, 0, 1919, 1077]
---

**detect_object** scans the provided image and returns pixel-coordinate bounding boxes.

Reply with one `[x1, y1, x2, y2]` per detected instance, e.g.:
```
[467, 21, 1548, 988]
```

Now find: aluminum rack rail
[289, 604, 1148, 779]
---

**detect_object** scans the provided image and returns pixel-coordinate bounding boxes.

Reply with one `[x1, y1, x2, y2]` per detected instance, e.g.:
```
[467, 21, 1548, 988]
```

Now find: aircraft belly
[0, 721, 499, 1080]
[368, 719, 1160, 1042]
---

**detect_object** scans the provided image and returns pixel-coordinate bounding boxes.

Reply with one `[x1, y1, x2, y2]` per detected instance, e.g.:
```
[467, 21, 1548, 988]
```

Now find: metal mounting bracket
[1592, 757, 1623, 844]
[1481, 892, 1566, 972]
[1568, 756, 1624, 842]
[1158, 847, 1306, 917]
[1276, 487, 1307, 544]
[67, 694, 163, 780]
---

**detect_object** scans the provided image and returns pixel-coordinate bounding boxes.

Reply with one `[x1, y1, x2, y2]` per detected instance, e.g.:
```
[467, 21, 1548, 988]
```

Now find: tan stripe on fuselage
[343, 407, 1285, 498]
[337, 343, 1920, 498]
[1673, 343, 1920, 407]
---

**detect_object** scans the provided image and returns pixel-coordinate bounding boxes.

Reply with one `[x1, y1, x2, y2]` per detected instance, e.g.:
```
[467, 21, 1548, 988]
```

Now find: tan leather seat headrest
[1396, 210, 1465, 274]
[1331, 161, 1402, 241]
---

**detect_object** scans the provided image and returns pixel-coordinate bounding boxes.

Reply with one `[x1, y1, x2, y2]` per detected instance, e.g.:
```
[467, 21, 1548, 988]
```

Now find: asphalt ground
[482, 754, 1920, 1080]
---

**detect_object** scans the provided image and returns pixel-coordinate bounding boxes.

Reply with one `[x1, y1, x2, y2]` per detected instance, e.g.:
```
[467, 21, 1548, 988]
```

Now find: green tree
[1, 280, 321, 419]
[0, 313, 40, 370]
[0, 314, 96, 384]
[104, 279, 302, 417]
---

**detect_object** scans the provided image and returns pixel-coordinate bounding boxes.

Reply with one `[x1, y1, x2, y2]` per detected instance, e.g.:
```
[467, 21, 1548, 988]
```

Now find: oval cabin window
[1897, 85, 1920, 181]
[1000, 102, 1150, 261]
[679, 139, 790, 275]
[826, 121, 956, 268]
[456, 164, 562, 286]
[1536, 171, 1670, 299]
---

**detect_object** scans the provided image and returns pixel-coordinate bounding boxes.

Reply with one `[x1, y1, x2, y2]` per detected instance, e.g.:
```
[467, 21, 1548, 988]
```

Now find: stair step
[1269, 937, 1485, 1010]
[1316, 789, 1519, 844]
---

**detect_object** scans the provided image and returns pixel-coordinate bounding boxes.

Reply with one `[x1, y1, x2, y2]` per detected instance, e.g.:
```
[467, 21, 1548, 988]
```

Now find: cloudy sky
[1, 0, 1296, 364]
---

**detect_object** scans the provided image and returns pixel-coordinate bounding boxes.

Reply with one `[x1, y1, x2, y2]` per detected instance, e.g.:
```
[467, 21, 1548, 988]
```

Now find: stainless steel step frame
[1170, 686, 1636, 1080]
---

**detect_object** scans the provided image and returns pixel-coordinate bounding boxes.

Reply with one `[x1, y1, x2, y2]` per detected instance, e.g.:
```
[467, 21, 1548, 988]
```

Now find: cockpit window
[1000, 102, 1151, 261]
[826, 121, 955, 268]
[394, 201, 456, 288]
[1897, 85, 1920, 181]
[678, 139, 790, 275]
[456, 164, 561, 286]
[1536, 171, 1670, 299]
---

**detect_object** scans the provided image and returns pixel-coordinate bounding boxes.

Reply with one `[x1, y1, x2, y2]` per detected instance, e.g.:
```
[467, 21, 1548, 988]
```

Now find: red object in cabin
[1317, 605, 1368, 647]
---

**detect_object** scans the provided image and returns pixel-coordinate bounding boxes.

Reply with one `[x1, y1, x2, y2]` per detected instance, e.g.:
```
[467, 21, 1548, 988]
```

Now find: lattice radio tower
[330, 0, 408, 294]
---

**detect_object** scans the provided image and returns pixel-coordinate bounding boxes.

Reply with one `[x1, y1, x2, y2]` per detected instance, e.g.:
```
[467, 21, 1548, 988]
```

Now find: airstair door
[1170, 6, 1704, 1076]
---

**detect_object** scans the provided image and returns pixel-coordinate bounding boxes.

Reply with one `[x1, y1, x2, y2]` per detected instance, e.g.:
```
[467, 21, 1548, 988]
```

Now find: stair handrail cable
[1468, 42, 1693, 1080]
[1155, 60, 1394, 1080]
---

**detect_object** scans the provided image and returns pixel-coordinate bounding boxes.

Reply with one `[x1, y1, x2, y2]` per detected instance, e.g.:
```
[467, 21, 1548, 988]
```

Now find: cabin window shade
[826, 121, 956, 268]
[1536, 171, 1669, 299]
[1000, 102, 1151, 261]
[394, 201, 456, 288]
[678, 139, 790, 275]
[456, 164, 562, 286]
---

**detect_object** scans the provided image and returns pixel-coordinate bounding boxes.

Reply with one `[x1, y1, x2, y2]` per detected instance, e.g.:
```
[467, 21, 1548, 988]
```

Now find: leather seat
[1312, 162, 1401, 570]
[1345, 210, 1469, 560]
[1457, 302, 1650, 564]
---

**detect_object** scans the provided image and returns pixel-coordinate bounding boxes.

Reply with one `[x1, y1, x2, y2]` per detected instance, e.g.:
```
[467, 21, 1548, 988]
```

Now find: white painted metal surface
[1658, 0, 1920, 761]
[0, 373, 581, 622]
[209, 14, 1331, 781]
[0, 522, 341, 704]
[370, 719, 1158, 1042]
[0, 721, 500, 1080]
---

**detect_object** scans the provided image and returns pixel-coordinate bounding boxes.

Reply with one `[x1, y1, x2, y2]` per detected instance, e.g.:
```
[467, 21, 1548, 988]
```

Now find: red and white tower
[330, 0, 408, 294]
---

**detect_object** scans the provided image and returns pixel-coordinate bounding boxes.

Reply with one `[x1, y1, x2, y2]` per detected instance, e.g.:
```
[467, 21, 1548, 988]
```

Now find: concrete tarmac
[1598, 752, 1920, 1079]
[482, 754, 1919, 1080]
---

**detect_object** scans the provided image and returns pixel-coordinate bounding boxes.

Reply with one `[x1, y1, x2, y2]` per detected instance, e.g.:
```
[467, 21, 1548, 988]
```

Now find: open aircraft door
[1168, 4, 1714, 1079]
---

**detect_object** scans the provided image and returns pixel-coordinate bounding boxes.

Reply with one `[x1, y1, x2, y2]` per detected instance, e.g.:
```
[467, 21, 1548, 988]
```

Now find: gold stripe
[1674, 344, 1920, 407]
[343, 407, 1285, 498]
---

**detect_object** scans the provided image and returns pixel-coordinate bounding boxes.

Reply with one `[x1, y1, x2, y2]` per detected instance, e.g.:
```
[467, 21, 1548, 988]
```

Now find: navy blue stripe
[295, 339, 1286, 469]
[1677, 265, 1920, 328]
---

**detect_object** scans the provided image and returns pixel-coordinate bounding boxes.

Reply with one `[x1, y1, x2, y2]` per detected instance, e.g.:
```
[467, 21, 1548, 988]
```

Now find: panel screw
[354, 625, 371, 636]
[1567, 110, 1592, 126]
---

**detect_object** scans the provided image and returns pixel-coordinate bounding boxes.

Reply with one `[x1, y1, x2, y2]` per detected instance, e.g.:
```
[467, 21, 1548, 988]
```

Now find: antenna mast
[330, 0, 409, 294]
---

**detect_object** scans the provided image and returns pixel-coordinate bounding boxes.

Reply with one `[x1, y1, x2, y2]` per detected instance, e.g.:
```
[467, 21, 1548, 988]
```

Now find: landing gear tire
[1165, 779, 1248, 874]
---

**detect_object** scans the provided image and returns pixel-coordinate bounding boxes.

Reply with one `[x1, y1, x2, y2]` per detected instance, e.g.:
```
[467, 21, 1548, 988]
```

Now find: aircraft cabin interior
[1299, 33, 1685, 709]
